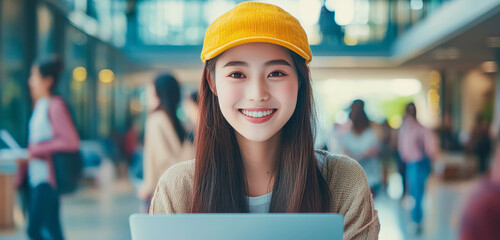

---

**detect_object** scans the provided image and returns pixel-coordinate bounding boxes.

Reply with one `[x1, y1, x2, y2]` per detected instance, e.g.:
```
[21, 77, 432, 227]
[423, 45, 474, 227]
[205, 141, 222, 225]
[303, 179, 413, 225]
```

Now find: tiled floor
[0, 173, 481, 240]
[375, 174, 480, 240]
[1, 179, 142, 240]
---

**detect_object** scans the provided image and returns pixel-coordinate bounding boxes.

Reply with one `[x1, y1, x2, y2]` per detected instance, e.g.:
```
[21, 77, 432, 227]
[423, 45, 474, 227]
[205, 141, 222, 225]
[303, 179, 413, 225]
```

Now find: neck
[34, 92, 52, 103]
[235, 132, 280, 196]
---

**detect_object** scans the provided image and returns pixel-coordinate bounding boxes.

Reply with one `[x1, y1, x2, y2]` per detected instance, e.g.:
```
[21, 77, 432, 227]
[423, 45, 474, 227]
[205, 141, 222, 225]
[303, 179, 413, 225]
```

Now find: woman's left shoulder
[315, 149, 380, 238]
[314, 149, 366, 182]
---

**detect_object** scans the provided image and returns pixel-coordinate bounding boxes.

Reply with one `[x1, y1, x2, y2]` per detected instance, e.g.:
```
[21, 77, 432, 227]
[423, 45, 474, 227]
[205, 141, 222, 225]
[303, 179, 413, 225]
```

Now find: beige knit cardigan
[141, 110, 194, 195]
[150, 150, 380, 240]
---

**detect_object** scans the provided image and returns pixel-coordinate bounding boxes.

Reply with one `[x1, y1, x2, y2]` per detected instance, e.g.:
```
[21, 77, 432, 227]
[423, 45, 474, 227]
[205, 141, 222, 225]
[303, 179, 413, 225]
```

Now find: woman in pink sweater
[17, 55, 79, 240]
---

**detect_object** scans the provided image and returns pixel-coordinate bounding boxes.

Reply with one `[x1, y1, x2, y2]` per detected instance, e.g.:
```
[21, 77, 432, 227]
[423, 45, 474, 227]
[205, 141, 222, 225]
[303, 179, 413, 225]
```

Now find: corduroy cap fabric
[201, 2, 312, 63]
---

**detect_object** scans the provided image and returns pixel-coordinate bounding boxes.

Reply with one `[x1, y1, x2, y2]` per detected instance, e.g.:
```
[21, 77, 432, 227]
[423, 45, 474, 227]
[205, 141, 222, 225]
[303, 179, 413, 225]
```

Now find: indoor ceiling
[400, 5, 500, 71]
[124, 0, 500, 84]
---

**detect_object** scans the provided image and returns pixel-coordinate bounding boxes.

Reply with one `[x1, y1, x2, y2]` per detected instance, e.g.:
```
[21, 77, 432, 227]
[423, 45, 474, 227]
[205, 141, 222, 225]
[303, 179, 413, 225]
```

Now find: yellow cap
[201, 2, 312, 63]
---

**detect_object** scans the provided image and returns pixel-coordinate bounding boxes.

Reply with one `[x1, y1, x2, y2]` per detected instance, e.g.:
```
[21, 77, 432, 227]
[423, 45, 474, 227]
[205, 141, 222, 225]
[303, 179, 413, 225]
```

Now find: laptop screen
[130, 213, 344, 240]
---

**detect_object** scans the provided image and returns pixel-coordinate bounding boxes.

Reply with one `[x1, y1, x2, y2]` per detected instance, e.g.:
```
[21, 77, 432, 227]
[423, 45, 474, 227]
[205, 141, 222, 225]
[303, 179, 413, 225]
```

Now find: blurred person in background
[398, 102, 439, 235]
[340, 99, 382, 197]
[328, 122, 347, 154]
[459, 128, 500, 240]
[465, 114, 492, 174]
[437, 112, 463, 151]
[379, 120, 397, 188]
[136, 73, 194, 207]
[16, 55, 80, 240]
[494, 130, 500, 182]
[183, 91, 199, 144]
[381, 120, 407, 198]
[123, 116, 140, 166]
[394, 134, 407, 199]
[319, 2, 344, 45]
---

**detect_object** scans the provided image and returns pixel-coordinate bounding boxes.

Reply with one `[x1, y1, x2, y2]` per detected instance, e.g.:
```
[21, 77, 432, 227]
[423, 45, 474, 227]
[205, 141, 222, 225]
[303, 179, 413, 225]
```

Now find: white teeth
[241, 110, 275, 118]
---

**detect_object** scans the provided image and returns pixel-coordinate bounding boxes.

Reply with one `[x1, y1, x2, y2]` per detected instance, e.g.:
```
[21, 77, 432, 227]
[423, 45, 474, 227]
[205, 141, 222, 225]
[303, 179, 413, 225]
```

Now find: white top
[340, 128, 381, 187]
[28, 97, 53, 187]
[247, 192, 272, 213]
[246, 151, 328, 213]
[340, 129, 378, 157]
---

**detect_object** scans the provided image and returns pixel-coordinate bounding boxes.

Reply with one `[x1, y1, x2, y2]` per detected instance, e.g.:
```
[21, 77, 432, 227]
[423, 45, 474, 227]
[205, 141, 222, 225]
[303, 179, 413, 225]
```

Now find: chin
[242, 135, 273, 143]
[236, 128, 280, 143]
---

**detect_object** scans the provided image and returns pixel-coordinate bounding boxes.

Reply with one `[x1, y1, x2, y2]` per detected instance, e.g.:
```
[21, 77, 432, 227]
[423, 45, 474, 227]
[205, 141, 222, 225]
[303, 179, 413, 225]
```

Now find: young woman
[398, 103, 439, 235]
[150, 2, 379, 239]
[137, 74, 194, 204]
[17, 55, 80, 240]
[341, 99, 382, 196]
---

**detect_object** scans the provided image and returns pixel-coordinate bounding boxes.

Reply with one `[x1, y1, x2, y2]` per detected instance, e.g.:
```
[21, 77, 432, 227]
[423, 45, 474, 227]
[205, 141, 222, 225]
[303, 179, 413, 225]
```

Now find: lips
[238, 108, 277, 124]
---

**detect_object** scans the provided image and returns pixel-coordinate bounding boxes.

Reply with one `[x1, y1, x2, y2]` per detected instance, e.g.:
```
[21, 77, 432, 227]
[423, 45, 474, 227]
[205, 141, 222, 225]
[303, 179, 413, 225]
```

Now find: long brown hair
[191, 51, 330, 213]
[349, 99, 370, 135]
[152, 73, 187, 142]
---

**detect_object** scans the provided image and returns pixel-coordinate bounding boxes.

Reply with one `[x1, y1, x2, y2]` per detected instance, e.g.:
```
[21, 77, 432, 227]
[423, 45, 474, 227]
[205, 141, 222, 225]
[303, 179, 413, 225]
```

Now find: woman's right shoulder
[315, 150, 380, 238]
[48, 96, 68, 113]
[315, 150, 364, 181]
[151, 159, 195, 214]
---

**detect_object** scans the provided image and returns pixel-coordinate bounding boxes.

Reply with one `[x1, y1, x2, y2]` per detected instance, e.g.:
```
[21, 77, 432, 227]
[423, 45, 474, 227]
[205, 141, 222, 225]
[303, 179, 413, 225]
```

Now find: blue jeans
[27, 183, 64, 240]
[406, 158, 430, 224]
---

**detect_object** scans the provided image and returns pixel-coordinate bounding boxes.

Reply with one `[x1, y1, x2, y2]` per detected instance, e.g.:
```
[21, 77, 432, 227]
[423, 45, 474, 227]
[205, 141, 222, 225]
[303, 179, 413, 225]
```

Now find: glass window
[131, 0, 452, 47]
[65, 25, 90, 139]
[95, 43, 114, 138]
[37, 3, 56, 56]
[1, 0, 30, 146]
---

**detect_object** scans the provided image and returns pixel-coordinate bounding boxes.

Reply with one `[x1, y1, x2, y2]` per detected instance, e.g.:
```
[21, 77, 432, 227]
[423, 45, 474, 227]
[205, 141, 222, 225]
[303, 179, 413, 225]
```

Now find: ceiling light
[481, 61, 497, 73]
[432, 47, 460, 60]
[487, 37, 500, 48]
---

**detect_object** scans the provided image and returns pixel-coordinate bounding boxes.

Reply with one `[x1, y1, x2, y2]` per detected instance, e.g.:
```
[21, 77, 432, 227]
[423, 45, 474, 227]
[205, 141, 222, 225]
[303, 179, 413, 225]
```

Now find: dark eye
[229, 72, 245, 78]
[268, 71, 285, 77]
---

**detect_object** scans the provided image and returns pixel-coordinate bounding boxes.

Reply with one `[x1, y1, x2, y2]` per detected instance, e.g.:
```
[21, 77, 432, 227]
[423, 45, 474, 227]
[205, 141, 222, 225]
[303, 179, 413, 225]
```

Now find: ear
[206, 69, 217, 96]
[45, 76, 55, 89]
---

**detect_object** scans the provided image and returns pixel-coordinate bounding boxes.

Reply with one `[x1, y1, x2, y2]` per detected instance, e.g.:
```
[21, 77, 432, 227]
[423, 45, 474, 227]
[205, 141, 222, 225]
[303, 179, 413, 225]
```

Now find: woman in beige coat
[137, 73, 194, 204]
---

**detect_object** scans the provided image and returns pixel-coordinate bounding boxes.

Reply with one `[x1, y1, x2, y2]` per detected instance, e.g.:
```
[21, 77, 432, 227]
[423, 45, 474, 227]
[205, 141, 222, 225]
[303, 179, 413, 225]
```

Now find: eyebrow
[222, 59, 292, 68]
[223, 61, 247, 67]
[264, 59, 292, 67]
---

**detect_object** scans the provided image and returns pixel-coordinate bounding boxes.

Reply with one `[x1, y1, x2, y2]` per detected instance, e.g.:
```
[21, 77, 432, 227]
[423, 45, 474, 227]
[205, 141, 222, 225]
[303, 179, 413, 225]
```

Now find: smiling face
[210, 42, 299, 143]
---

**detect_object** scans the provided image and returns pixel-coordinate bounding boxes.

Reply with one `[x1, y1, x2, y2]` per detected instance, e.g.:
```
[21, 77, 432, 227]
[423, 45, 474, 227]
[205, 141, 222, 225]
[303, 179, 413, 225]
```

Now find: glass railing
[58, 0, 455, 48]
[132, 0, 455, 47]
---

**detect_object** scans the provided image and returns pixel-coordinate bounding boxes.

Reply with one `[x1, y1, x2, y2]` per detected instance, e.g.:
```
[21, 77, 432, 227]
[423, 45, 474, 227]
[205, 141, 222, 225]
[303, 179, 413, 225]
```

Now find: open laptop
[0, 129, 28, 161]
[130, 213, 344, 240]
[0, 129, 27, 173]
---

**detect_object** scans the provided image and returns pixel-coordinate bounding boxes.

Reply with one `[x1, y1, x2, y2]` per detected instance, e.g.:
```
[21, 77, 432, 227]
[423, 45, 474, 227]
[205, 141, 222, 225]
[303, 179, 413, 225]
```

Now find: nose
[246, 76, 270, 102]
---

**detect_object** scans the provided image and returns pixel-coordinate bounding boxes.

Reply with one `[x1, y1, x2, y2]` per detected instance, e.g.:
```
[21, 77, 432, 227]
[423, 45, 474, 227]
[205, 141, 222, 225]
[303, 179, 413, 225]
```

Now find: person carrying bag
[16, 55, 80, 240]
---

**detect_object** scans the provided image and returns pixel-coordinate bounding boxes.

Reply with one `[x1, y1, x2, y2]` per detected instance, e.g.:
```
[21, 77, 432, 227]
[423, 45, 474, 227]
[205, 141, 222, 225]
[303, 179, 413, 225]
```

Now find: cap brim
[201, 36, 311, 64]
